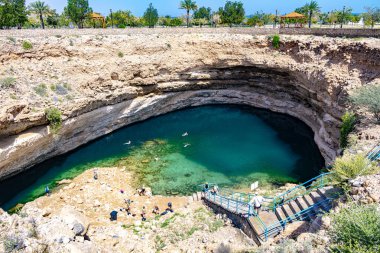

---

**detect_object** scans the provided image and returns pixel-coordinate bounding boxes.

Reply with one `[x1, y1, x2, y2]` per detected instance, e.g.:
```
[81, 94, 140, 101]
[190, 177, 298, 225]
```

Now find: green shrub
[350, 84, 380, 122]
[22, 41, 32, 50]
[330, 154, 379, 183]
[7, 36, 16, 44]
[55, 84, 68, 95]
[45, 107, 62, 131]
[340, 112, 356, 149]
[272, 34, 280, 49]
[0, 77, 16, 88]
[329, 204, 380, 253]
[118, 24, 127, 28]
[118, 51, 124, 58]
[3, 235, 25, 252]
[63, 83, 72, 91]
[69, 40, 74, 46]
[33, 83, 47, 97]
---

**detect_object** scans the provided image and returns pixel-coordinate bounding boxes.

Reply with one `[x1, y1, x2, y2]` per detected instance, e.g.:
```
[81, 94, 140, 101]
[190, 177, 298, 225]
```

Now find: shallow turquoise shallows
[0, 105, 324, 210]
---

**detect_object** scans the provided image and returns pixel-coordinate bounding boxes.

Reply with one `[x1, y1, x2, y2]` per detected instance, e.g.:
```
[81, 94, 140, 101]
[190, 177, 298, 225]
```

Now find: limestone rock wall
[0, 32, 379, 180]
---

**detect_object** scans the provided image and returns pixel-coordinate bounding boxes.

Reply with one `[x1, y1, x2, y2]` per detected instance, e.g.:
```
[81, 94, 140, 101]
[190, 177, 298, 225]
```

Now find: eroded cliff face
[0, 31, 379, 180]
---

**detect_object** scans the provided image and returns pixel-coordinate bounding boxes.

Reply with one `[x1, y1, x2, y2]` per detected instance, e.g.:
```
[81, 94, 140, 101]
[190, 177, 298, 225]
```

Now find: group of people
[110, 198, 175, 222]
[202, 182, 266, 215]
[202, 182, 219, 195]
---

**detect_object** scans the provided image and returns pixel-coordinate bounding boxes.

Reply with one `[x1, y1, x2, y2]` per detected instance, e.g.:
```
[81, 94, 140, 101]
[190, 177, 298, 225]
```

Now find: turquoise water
[0, 105, 324, 210]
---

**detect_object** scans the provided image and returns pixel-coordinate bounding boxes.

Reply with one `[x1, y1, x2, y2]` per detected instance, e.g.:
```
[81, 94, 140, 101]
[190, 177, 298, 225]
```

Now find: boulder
[309, 215, 331, 233]
[73, 223, 85, 236]
[58, 179, 72, 185]
[59, 206, 89, 236]
[38, 218, 76, 244]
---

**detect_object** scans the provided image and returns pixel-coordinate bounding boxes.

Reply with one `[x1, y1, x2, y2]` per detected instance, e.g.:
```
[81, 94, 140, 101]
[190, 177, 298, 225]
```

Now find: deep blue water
[0, 105, 324, 210]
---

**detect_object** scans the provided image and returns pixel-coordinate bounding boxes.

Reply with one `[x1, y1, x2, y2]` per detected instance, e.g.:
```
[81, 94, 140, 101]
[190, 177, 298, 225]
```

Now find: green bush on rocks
[272, 34, 280, 49]
[22, 41, 32, 50]
[0, 77, 16, 88]
[350, 84, 380, 122]
[329, 154, 379, 183]
[340, 111, 356, 149]
[45, 107, 62, 132]
[329, 204, 380, 253]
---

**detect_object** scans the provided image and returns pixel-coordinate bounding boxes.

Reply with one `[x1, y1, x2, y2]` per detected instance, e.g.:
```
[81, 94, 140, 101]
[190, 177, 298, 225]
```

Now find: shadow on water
[0, 105, 324, 210]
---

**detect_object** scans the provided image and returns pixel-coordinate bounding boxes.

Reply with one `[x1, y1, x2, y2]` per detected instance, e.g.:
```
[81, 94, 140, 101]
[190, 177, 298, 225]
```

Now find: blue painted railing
[204, 189, 271, 241]
[272, 172, 332, 211]
[367, 144, 380, 161]
[265, 197, 332, 236]
[200, 172, 334, 242]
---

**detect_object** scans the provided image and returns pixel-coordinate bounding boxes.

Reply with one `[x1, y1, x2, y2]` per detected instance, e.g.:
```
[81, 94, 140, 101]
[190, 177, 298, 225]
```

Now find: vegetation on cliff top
[272, 34, 280, 49]
[350, 84, 380, 122]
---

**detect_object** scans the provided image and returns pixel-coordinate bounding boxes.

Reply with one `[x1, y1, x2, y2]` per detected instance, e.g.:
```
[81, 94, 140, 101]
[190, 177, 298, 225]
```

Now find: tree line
[0, 0, 379, 29]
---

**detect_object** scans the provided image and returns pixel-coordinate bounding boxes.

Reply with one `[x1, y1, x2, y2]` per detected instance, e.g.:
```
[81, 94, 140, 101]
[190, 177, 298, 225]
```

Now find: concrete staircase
[202, 180, 340, 244]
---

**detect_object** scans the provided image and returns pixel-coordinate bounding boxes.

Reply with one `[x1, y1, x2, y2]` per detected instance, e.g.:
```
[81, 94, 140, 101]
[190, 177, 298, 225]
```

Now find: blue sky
[26, 0, 379, 17]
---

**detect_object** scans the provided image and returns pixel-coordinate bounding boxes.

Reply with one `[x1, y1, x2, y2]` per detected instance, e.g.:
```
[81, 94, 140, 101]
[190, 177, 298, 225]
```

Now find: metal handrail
[266, 197, 332, 233]
[217, 189, 274, 207]
[204, 190, 270, 241]
[199, 173, 334, 241]
[272, 172, 332, 211]
[367, 145, 380, 161]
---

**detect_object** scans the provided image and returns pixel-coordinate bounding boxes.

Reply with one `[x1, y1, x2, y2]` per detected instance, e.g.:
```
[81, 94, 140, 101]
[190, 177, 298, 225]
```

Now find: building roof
[90, 13, 104, 19]
[280, 12, 306, 19]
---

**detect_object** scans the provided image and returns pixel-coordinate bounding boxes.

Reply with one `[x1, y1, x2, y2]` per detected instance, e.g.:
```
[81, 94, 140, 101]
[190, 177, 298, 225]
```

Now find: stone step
[295, 197, 312, 221]
[317, 186, 341, 199]
[288, 201, 304, 220]
[309, 191, 330, 212]
[275, 207, 287, 228]
[302, 194, 315, 206]
[309, 191, 325, 203]
[281, 204, 295, 222]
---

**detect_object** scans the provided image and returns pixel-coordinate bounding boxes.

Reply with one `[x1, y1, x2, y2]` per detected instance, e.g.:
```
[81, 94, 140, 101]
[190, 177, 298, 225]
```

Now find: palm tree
[180, 0, 198, 27]
[29, 1, 50, 29]
[306, 0, 320, 28]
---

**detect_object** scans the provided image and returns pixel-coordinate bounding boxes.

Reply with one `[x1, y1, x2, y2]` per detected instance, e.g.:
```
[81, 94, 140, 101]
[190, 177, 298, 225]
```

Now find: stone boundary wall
[280, 28, 380, 38]
[0, 28, 278, 37]
[203, 197, 262, 246]
[0, 27, 379, 38]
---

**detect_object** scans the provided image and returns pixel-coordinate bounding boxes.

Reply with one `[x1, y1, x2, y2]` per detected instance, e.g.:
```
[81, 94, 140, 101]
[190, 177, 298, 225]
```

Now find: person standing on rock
[125, 199, 133, 216]
[250, 195, 264, 215]
[45, 185, 50, 196]
[93, 169, 98, 180]
[141, 206, 147, 221]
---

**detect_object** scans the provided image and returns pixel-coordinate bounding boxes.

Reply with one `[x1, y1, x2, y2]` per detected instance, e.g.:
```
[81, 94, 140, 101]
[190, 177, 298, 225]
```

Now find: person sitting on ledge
[152, 205, 160, 215]
[210, 185, 219, 195]
[110, 210, 118, 221]
[137, 187, 146, 196]
[160, 202, 174, 216]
